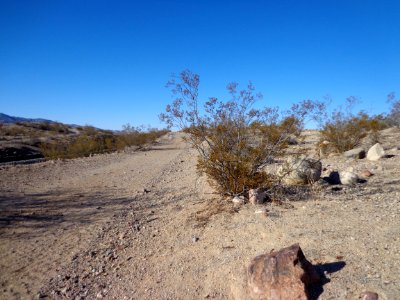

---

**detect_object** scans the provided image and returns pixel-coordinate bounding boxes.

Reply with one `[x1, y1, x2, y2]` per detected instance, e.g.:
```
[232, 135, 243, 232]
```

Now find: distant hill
[0, 113, 55, 124]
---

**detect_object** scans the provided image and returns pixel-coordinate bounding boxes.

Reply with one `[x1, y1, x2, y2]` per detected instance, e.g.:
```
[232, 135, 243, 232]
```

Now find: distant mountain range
[0, 113, 56, 124]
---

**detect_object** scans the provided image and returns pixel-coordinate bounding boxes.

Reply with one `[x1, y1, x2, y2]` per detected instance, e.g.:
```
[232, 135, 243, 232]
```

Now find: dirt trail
[1, 131, 399, 300]
[0, 133, 189, 299]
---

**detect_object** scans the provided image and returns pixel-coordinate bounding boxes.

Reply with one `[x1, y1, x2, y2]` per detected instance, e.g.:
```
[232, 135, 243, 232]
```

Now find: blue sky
[1, 0, 399, 130]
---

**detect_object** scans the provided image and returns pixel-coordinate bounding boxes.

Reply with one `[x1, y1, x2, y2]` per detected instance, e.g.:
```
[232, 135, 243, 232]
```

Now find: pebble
[232, 196, 244, 204]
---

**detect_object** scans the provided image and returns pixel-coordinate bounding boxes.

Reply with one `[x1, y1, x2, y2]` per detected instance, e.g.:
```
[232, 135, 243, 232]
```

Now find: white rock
[339, 171, 359, 185]
[232, 196, 245, 204]
[367, 143, 385, 161]
[254, 208, 268, 214]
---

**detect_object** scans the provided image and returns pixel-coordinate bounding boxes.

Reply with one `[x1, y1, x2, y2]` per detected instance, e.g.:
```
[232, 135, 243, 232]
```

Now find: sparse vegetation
[16, 121, 72, 134]
[320, 97, 388, 153]
[160, 70, 324, 196]
[0, 121, 73, 137]
[0, 119, 168, 161]
[387, 92, 400, 126]
[0, 124, 30, 137]
[40, 126, 169, 159]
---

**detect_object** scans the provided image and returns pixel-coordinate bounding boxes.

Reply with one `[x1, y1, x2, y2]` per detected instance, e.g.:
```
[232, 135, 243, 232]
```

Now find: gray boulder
[343, 147, 366, 159]
[279, 157, 322, 185]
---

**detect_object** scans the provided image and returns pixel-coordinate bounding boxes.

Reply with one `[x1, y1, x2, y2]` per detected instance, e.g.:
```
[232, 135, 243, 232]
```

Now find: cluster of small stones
[328, 143, 385, 185]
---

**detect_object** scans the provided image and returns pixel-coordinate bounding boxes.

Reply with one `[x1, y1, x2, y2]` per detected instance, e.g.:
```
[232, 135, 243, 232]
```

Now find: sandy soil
[0, 130, 399, 300]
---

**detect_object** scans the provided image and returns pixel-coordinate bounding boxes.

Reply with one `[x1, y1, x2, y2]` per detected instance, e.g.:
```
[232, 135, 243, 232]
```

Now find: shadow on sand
[308, 261, 346, 299]
[0, 190, 135, 239]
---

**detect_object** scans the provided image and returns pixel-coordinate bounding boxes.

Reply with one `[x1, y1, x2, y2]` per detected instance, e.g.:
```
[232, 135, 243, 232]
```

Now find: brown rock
[247, 244, 320, 300]
[360, 291, 379, 300]
[360, 169, 374, 178]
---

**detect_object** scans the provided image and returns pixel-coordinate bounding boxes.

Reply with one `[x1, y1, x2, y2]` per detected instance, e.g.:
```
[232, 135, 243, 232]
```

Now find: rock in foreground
[247, 244, 320, 300]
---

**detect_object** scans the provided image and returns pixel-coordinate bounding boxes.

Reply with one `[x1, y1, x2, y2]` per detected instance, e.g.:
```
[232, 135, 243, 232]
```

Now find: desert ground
[0, 130, 399, 300]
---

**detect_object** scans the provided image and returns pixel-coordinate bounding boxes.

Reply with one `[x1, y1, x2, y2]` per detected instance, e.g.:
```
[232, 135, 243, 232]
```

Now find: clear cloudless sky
[1, 0, 399, 130]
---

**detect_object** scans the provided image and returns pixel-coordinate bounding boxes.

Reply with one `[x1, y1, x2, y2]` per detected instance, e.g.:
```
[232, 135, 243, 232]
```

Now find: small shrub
[40, 142, 68, 159]
[387, 92, 400, 126]
[320, 98, 388, 153]
[118, 125, 169, 148]
[34, 122, 71, 134]
[48, 123, 71, 134]
[80, 125, 99, 136]
[160, 70, 324, 196]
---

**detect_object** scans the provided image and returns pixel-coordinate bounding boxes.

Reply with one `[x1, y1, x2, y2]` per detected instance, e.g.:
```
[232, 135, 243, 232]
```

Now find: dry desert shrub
[119, 124, 169, 148]
[387, 92, 400, 126]
[40, 127, 169, 159]
[0, 124, 29, 136]
[40, 134, 115, 159]
[0, 121, 74, 138]
[160, 70, 324, 196]
[15, 121, 72, 134]
[320, 97, 387, 153]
